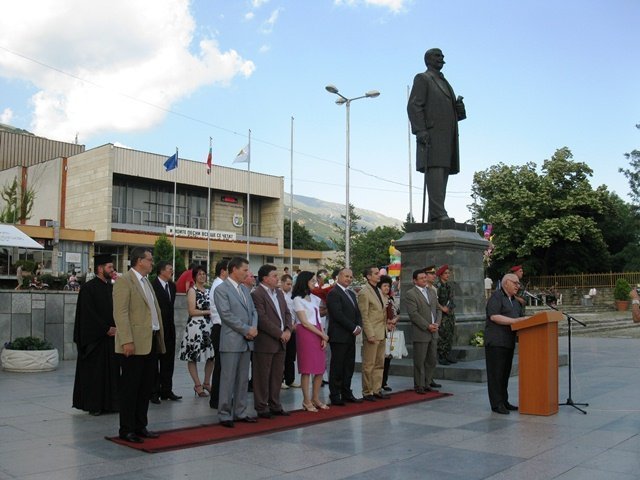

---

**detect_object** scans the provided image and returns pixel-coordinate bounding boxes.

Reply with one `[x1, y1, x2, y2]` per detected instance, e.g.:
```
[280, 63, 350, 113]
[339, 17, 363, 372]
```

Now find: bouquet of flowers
[469, 331, 484, 347]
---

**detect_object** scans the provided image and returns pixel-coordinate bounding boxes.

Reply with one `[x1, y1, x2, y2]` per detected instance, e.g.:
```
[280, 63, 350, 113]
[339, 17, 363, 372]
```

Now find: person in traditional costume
[72, 254, 119, 415]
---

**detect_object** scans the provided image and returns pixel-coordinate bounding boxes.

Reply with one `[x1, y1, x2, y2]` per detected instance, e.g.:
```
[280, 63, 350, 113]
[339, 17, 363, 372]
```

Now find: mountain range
[284, 193, 403, 248]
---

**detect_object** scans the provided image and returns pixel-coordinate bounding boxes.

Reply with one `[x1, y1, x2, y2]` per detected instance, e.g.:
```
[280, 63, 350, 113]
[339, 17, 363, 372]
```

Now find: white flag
[233, 144, 250, 164]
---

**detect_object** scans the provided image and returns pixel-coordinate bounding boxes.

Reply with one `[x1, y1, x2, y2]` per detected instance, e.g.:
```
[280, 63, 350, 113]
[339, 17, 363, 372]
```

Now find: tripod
[525, 292, 588, 414]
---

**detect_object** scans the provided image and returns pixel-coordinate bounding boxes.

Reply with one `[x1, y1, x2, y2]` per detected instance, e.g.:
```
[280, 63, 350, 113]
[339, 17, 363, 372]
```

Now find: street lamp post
[325, 85, 380, 269]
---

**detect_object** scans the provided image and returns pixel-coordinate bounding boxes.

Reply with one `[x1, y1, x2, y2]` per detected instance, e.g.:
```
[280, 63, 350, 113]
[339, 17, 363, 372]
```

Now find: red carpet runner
[106, 389, 451, 453]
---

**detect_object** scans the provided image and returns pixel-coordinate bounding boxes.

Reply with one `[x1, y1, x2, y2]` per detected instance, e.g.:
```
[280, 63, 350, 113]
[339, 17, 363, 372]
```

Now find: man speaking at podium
[484, 273, 529, 414]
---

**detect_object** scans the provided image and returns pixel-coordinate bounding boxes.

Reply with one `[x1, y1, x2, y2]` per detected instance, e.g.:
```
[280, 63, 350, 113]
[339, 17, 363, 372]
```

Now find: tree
[350, 225, 403, 279]
[329, 203, 367, 268]
[470, 147, 620, 276]
[0, 177, 35, 223]
[618, 124, 640, 205]
[283, 218, 330, 251]
[153, 234, 187, 277]
[402, 212, 415, 232]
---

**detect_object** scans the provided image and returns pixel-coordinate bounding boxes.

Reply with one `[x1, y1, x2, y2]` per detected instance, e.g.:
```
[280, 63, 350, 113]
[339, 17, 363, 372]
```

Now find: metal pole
[345, 100, 351, 269]
[246, 130, 251, 261]
[206, 137, 212, 273]
[290, 116, 294, 271]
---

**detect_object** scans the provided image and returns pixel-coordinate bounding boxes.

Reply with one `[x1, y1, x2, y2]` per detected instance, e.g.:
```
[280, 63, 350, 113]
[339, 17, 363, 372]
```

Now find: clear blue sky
[0, 0, 638, 222]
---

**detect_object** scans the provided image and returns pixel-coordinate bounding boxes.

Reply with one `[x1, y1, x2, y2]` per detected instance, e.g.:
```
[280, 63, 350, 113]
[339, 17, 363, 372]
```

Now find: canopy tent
[0, 224, 43, 249]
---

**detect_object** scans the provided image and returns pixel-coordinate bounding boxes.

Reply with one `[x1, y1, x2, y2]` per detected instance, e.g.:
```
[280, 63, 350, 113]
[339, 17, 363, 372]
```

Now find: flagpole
[206, 137, 212, 273]
[407, 85, 413, 221]
[289, 116, 294, 271]
[246, 130, 251, 260]
[172, 147, 178, 274]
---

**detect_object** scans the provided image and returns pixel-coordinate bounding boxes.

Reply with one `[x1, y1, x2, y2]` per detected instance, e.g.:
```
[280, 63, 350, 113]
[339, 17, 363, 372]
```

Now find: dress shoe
[220, 420, 235, 428]
[415, 387, 426, 395]
[149, 394, 161, 405]
[288, 382, 301, 388]
[257, 411, 274, 419]
[424, 386, 438, 392]
[382, 385, 392, 392]
[363, 395, 377, 402]
[270, 409, 290, 416]
[344, 395, 363, 403]
[429, 381, 442, 388]
[160, 392, 182, 401]
[119, 433, 144, 443]
[235, 416, 257, 423]
[135, 428, 160, 439]
[331, 398, 346, 406]
[374, 392, 391, 400]
[505, 403, 519, 411]
[492, 404, 510, 415]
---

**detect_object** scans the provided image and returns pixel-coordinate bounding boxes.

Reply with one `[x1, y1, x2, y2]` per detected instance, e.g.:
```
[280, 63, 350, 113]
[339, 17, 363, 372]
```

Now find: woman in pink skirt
[291, 271, 329, 412]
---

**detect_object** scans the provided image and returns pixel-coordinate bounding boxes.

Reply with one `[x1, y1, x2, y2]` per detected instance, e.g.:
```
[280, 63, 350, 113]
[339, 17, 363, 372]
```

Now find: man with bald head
[484, 273, 529, 414]
[326, 268, 363, 406]
[407, 48, 466, 222]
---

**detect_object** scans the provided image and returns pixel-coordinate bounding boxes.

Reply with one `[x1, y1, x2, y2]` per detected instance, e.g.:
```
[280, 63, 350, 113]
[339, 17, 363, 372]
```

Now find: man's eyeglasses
[508, 279, 521, 286]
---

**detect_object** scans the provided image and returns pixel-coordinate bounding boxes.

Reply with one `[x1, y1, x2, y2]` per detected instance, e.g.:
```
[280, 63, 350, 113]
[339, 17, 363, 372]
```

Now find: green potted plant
[1, 336, 59, 372]
[614, 278, 632, 311]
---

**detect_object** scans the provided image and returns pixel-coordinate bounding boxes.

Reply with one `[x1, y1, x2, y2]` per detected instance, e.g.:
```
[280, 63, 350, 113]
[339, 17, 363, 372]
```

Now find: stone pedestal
[394, 221, 488, 321]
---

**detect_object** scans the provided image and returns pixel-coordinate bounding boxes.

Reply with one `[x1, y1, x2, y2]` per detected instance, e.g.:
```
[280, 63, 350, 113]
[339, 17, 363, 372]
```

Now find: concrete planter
[0, 348, 59, 372]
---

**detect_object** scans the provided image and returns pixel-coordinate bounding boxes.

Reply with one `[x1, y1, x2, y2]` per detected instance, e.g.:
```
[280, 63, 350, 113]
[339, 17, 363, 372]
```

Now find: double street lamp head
[325, 85, 380, 103]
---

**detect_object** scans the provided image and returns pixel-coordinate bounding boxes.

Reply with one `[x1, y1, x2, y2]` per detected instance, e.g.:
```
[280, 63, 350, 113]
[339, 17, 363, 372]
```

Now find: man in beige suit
[113, 247, 165, 443]
[357, 266, 389, 401]
[404, 266, 441, 394]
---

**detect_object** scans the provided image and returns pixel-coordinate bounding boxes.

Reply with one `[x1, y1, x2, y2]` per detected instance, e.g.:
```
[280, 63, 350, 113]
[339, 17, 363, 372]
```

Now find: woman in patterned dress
[179, 265, 214, 397]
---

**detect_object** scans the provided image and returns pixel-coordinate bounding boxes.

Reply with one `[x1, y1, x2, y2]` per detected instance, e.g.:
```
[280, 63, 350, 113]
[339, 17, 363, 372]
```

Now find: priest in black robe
[72, 254, 119, 415]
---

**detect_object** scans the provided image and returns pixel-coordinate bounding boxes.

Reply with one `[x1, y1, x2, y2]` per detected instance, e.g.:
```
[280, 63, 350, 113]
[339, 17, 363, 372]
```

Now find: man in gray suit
[404, 266, 442, 394]
[213, 256, 258, 428]
[407, 48, 466, 222]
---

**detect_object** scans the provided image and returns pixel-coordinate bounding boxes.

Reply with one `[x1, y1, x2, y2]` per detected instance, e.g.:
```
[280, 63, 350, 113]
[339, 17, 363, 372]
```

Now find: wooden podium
[511, 311, 563, 416]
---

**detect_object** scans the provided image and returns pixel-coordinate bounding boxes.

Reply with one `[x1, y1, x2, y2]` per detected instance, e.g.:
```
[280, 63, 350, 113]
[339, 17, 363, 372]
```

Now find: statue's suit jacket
[404, 285, 441, 343]
[357, 283, 387, 341]
[113, 269, 165, 355]
[251, 285, 292, 354]
[407, 69, 460, 174]
[214, 279, 257, 353]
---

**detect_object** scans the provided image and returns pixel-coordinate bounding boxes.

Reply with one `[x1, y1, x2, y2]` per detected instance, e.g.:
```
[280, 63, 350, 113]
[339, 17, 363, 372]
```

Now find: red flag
[206, 146, 213, 174]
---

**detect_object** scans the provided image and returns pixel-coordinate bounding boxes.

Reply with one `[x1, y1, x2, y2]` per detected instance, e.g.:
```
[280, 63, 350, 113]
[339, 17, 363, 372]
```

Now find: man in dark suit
[407, 48, 466, 222]
[326, 268, 363, 406]
[251, 264, 293, 418]
[150, 261, 181, 403]
[113, 247, 165, 443]
[404, 266, 441, 394]
[213, 256, 258, 428]
[485, 273, 528, 414]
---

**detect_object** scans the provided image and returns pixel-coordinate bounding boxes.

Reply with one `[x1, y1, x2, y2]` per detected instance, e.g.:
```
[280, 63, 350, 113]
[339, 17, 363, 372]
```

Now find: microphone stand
[525, 291, 588, 414]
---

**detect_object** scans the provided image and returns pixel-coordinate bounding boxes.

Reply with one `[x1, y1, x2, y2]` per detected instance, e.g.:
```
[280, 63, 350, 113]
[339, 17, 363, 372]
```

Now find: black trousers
[209, 324, 222, 408]
[283, 330, 297, 385]
[382, 356, 392, 387]
[118, 338, 158, 436]
[485, 345, 515, 409]
[154, 323, 175, 395]
[329, 341, 356, 401]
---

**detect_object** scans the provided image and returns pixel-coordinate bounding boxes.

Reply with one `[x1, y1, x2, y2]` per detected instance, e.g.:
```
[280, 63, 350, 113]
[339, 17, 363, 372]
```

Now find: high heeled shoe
[302, 402, 318, 412]
[194, 384, 209, 397]
[312, 401, 330, 410]
[202, 383, 212, 393]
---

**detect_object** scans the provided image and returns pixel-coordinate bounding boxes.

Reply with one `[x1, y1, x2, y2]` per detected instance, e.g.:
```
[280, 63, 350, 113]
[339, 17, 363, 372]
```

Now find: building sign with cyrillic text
[165, 226, 236, 241]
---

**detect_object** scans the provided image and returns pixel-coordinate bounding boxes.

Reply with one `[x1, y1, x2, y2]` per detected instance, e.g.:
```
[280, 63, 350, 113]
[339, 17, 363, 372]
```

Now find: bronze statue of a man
[407, 48, 466, 223]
